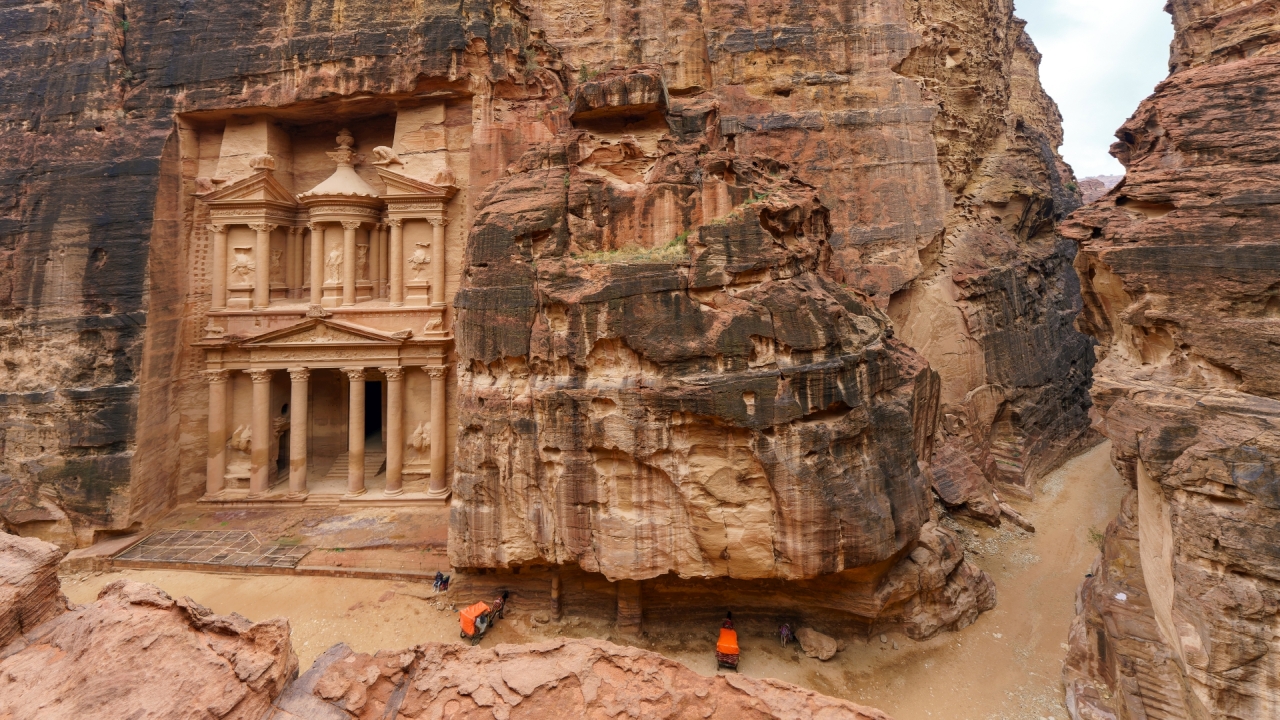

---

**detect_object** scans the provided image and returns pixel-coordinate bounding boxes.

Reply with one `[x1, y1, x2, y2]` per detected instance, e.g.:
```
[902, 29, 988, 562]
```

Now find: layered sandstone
[1063, 0, 1280, 716]
[0, 534, 67, 648]
[2, 0, 1085, 639]
[269, 638, 892, 719]
[0, 579, 297, 719]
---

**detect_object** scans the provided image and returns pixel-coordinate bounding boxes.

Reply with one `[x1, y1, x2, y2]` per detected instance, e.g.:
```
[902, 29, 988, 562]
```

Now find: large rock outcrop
[0, 579, 297, 719]
[0, 534, 67, 647]
[452, 113, 939, 583]
[269, 638, 892, 719]
[1063, 0, 1280, 716]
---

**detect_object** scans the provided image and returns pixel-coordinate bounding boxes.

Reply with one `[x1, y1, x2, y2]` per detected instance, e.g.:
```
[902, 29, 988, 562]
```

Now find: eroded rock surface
[453, 122, 938, 583]
[270, 638, 892, 719]
[0, 579, 297, 719]
[1063, 0, 1280, 716]
[0, 534, 67, 648]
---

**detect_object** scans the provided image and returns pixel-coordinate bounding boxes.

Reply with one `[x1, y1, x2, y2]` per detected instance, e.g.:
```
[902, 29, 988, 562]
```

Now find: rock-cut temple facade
[191, 111, 465, 505]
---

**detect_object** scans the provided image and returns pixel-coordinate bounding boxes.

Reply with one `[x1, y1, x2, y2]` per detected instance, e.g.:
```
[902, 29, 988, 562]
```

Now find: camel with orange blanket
[716, 611, 739, 670]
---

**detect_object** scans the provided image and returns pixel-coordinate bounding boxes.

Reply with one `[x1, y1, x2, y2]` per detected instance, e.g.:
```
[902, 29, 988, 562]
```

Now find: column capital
[308, 221, 324, 232]
[287, 367, 311, 382]
[424, 366, 448, 379]
[248, 368, 273, 383]
[207, 224, 227, 234]
[385, 217, 403, 228]
[203, 369, 230, 383]
[340, 220, 363, 230]
[342, 367, 366, 381]
[248, 222, 277, 233]
[427, 217, 446, 227]
[381, 367, 405, 380]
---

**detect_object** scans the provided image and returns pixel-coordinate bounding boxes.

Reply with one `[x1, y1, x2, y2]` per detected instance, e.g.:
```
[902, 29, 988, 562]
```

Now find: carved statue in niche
[225, 424, 252, 481]
[229, 425, 251, 452]
[230, 248, 255, 285]
[270, 248, 285, 283]
[408, 242, 431, 280]
[409, 422, 431, 460]
[325, 247, 343, 283]
[356, 244, 369, 279]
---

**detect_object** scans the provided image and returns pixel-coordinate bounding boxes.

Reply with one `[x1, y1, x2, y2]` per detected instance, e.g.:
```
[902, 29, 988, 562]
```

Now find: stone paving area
[114, 530, 312, 569]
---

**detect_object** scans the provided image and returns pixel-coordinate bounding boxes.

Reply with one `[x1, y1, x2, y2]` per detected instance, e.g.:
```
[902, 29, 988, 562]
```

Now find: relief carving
[356, 244, 369, 279]
[230, 248, 255, 285]
[270, 248, 285, 283]
[325, 248, 343, 283]
[408, 243, 431, 279]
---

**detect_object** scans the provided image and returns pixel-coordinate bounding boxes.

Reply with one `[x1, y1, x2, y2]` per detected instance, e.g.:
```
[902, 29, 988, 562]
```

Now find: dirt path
[62, 442, 1125, 719]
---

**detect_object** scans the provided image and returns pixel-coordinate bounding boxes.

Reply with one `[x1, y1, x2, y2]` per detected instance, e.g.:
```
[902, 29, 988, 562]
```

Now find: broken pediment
[377, 167, 457, 199]
[203, 168, 298, 207]
[240, 319, 403, 347]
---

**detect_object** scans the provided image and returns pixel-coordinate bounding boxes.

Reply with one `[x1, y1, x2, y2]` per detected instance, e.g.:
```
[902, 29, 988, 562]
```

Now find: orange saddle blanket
[716, 628, 739, 655]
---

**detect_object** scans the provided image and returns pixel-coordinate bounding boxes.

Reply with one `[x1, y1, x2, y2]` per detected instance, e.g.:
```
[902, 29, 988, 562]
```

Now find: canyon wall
[1063, 0, 1280, 717]
[451, 0, 1092, 604]
[2, 0, 1088, 631]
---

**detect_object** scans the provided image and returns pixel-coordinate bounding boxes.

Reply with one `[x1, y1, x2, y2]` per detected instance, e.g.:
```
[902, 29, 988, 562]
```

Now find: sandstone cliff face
[1063, 0, 1280, 716]
[0, 578, 297, 719]
[452, 102, 938, 582]
[270, 638, 893, 719]
[893, 0, 1095, 522]
[451, 0, 1091, 596]
[0, 0, 529, 544]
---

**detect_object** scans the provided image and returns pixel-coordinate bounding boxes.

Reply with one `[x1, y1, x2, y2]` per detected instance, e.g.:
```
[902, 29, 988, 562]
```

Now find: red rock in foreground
[0, 534, 67, 648]
[0, 579, 297, 720]
[269, 638, 892, 720]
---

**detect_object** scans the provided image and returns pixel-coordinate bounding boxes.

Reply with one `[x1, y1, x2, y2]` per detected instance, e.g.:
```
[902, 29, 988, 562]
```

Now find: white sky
[1016, 0, 1174, 177]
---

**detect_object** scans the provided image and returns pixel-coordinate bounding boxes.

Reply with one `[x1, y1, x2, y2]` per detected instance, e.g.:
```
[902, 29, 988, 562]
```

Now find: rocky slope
[0, 575, 297, 719]
[269, 638, 892, 719]
[1062, 0, 1280, 717]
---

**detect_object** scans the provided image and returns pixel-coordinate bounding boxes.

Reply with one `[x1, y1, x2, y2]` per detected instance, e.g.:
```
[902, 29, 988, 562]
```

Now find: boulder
[796, 627, 839, 661]
[0, 533, 67, 648]
[0, 580, 297, 720]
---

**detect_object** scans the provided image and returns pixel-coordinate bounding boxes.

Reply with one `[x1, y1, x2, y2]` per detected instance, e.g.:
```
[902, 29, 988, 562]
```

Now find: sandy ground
[62, 441, 1125, 720]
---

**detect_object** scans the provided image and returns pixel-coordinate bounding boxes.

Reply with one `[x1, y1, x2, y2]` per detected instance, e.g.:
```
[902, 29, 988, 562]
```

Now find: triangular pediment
[376, 167, 455, 198]
[241, 319, 400, 346]
[205, 170, 298, 206]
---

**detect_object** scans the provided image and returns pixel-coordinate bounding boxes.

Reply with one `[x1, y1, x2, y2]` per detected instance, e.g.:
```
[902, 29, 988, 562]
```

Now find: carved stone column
[430, 218, 446, 306]
[285, 227, 299, 297]
[308, 223, 325, 314]
[209, 225, 228, 310]
[287, 367, 309, 498]
[205, 369, 230, 496]
[426, 365, 449, 498]
[344, 367, 367, 497]
[341, 220, 360, 306]
[250, 223, 276, 309]
[388, 218, 404, 306]
[248, 368, 273, 496]
[371, 224, 384, 299]
[382, 367, 405, 496]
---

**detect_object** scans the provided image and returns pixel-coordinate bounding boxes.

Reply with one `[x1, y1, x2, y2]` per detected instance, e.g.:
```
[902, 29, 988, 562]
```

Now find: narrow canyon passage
[60, 442, 1125, 720]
